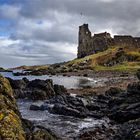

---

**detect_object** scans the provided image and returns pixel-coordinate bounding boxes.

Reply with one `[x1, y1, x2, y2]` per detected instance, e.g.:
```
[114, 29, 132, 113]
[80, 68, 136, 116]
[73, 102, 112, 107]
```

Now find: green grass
[65, 45, 140, 72]
[66, 46, 120, 65]
[91, 62, 140, 71]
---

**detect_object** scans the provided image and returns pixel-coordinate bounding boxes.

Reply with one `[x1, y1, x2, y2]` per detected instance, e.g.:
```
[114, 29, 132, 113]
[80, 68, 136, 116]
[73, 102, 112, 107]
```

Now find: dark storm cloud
[0, 0, 140, 68]
[11, 0, 140, 40]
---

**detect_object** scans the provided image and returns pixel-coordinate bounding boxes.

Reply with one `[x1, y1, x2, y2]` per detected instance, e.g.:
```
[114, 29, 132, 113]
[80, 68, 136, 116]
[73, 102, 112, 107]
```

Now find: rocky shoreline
[0, 69, 140, 139]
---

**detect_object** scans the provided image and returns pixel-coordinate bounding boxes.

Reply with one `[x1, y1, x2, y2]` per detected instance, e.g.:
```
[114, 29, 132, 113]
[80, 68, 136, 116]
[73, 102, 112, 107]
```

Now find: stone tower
[77, 24, 92, 58]
[77, 24, 113, 58]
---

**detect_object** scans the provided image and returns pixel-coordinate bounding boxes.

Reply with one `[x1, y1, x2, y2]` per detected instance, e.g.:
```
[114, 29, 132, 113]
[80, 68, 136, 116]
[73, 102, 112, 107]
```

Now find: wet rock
[136, 69, 140, 80]
[49, 103, 86, 118]
[105, 87, 123, 97]
[86, 103, 100, 111]
[83, 74, 88, 77]
[22, 119, 61, 140]
[76, 124, 119, 140]
[54, 84, 67, 95]
[30, 102, 44, 111]
[127, 82, 140, 94]
[7, 77, 26, 89]
[8, 78, 67, 100]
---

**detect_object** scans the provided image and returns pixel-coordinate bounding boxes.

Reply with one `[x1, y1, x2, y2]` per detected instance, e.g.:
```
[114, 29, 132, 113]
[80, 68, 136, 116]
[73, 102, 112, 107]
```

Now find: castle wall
[114, 35, 133, 46]
[77, 24, 140, 58]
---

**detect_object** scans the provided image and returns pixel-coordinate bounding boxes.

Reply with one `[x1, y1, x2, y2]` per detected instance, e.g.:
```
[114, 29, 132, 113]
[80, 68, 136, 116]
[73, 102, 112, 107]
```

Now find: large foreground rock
[0, 75, 60, 140]
[0, 75, 25, 140]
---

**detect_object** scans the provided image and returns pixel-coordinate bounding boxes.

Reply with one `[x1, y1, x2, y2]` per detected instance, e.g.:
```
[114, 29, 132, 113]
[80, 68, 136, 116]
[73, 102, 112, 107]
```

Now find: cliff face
[0, 75, 26, 140]
[78, 24, 140, 58]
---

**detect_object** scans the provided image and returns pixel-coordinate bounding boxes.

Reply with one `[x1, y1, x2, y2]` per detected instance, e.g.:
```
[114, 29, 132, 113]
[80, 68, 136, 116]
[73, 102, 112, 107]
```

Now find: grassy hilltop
[64, 45, 140, 72]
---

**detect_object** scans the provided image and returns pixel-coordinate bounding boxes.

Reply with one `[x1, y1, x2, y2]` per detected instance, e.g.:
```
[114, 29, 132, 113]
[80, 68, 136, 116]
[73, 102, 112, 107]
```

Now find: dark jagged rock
[49, 103, 86, 118]
[136, 69, 140, 80]
[8, 78, 67, 100]
[105, 87, 123, 97]
[127, 82, 140, 94]
[47, 94, 88, 118]
[54, 84, 67, 95]
[22, 119, 60, 140]
[7, 78, 27, 89]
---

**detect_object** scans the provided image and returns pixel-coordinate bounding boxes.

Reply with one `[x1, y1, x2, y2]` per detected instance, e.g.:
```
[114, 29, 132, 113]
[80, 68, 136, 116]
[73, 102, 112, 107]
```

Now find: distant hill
[9, 65, 49, 71]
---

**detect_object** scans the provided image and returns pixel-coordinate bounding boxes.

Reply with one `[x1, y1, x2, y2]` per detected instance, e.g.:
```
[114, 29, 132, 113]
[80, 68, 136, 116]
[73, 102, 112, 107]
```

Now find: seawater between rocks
[17, 99, 109, 139]
[0, 71, 107, 89]
[0, 71, 109, 139]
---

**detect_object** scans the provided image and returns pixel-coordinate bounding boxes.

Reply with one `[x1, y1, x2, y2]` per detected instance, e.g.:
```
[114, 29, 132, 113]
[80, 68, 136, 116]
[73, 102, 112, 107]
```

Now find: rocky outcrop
[8, 78, 67, 100]
[0, 75, 26, 140]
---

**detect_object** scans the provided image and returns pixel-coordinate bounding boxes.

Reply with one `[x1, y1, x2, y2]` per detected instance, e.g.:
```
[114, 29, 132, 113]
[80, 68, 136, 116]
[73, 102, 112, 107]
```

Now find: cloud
[0, 0, 140, 68]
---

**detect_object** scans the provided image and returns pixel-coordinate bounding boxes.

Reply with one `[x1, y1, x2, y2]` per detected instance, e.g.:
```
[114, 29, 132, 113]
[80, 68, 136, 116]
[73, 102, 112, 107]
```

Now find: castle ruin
[77, 24, 140, 58]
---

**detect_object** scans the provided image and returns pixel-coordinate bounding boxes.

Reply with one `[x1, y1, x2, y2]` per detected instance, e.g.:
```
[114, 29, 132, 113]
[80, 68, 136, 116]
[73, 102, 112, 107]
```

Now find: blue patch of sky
[0, 0, 26, 6]
[37, 21, 43, 25]
[0, 0, 13, 5]
[0, 19, 15, 37]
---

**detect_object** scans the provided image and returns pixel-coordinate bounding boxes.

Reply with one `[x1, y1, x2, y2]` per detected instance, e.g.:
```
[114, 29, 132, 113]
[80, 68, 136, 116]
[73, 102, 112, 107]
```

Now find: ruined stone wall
[77, 24, 140, 58]
[114, 35, 134, 46]
[77, 24, 113, 58]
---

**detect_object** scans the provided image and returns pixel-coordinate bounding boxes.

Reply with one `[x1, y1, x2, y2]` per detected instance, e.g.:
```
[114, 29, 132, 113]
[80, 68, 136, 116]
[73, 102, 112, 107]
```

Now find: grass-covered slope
[65, 46, 140, 71]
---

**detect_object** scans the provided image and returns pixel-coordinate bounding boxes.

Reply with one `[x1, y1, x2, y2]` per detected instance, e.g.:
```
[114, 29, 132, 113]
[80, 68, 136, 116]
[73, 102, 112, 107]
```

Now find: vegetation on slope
[65, 45, 140, 71]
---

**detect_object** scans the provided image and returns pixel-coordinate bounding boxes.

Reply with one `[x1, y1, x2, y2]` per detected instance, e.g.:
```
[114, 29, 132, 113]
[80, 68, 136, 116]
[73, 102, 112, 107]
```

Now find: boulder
[54, 84, 67, 95]
[127, 82, 140, 94]
[49, 103, 86, 118]
[7, 77, 26, 89]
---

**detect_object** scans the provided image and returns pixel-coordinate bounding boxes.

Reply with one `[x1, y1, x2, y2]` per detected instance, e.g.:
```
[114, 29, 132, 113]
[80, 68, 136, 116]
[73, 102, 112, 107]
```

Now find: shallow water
[0, 71, 107, 89]
[17, 99, 109, 139]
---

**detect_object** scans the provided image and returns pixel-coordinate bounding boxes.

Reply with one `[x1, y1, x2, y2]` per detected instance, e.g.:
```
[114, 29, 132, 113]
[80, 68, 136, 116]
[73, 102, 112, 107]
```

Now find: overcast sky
[0, 0, 140, 68]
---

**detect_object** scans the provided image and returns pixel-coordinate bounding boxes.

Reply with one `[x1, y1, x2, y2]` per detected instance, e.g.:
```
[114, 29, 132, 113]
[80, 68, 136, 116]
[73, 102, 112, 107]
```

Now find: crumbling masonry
[77, 24, 140, 58]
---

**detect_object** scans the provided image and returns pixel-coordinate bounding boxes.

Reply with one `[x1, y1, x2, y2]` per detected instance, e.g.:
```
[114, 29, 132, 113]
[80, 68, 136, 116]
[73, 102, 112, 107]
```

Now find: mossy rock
[27, 125, 60, 140]
[0, 75, 26, 140]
